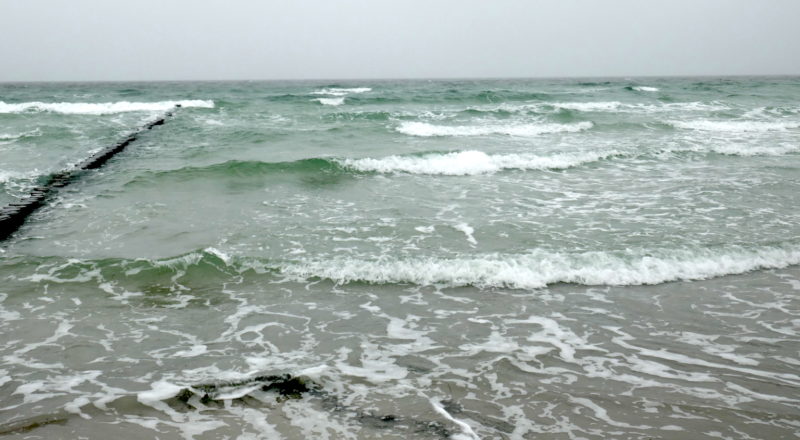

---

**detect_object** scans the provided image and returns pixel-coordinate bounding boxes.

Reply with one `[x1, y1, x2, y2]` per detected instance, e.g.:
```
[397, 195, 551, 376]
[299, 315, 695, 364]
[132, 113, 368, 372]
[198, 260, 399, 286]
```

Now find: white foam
[137, 380, 183, 404]
[430, 398, 480, 440]
[453, 223, 477, 245]
[670, 120, 800, 132]
[0, 129, 40, 141]
[0, 100, 214, 115]
[173, 344, 208, 357]
[701, 143, 799, 157]
[282, 398, 358, 439]
[310, 87, 371, 96]
[315, 97, 345, 106]
[633, 86, 660, 92]
[340, 149, 615, 175]
[280, 244, 800, 289]
[0, 169, 40, 184]
[570, 397, 651, 429]
[396, 121, 593, 137]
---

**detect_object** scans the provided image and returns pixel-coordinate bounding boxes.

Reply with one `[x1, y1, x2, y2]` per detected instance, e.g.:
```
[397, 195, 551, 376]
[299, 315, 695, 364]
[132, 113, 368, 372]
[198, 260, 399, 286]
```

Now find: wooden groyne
[0, 106, 179, 241]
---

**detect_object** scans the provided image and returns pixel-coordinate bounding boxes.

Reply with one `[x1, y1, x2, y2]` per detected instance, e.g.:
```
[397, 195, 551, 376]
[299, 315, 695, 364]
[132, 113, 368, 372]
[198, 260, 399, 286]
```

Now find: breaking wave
[14, 243, 800, 290]
[281, 244, 800, 289]
[396, 121, 593, 137]
[315, 97, 345, 106]
[0, 100, 215, 115]
[340, 150, 618, 175]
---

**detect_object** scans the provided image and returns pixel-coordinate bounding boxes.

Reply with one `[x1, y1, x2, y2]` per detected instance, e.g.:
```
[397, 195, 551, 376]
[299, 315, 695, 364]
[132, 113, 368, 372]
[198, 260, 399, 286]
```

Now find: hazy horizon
[2, 0, 800, 82]
[3, 73, 800, 85]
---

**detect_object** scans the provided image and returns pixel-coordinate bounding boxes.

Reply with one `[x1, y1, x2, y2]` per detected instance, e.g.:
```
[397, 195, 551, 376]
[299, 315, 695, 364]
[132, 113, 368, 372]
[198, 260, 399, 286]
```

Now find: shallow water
[1, 78, 799, 439]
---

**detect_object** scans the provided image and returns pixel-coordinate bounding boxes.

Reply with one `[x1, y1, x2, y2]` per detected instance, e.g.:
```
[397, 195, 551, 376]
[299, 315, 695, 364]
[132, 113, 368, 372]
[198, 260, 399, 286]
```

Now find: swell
[124, 148, 622, 185]
[125, 158, 346, 185]
[123, 141, 799, 186]
[10, 243, 800, 290]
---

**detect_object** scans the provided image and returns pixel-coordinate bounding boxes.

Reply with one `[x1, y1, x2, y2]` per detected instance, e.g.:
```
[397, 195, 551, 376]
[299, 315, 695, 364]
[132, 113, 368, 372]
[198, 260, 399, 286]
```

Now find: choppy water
[1, 78, 799, 439]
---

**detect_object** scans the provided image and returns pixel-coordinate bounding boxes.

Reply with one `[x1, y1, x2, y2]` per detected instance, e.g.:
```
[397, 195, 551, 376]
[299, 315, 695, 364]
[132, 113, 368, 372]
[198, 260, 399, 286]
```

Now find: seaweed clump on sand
[188, 373, 320, 404]
[258, 374, 316, 399]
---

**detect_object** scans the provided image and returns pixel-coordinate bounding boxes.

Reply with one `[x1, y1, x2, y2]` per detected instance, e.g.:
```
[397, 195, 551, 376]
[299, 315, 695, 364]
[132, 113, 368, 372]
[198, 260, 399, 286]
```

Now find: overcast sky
[2, 0, 799, 81]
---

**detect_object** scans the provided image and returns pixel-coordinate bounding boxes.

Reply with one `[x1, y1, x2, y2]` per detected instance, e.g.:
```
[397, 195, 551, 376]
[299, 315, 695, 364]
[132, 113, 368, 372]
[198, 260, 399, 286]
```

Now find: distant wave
[314, 97, 345, 106]
[553, 101, 729, 113]
[667, 142, 800, 157]
[396, 121, 593, 137]
[553, 101, 624, 112]
[669, 120, 800, 133]
[323, 110, 394, 122]
[625, 86, 660, 92]
[281, 244, 800, 289]
[457, 101, 729, 117]
[310, 87, 372, 96]
[0, 100, 214, 115]
[340, 150, 618, 175]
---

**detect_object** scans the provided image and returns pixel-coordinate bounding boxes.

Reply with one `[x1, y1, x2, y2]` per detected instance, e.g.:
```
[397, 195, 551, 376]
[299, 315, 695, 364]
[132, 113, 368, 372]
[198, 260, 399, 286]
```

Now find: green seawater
[0, 78, 799, 439]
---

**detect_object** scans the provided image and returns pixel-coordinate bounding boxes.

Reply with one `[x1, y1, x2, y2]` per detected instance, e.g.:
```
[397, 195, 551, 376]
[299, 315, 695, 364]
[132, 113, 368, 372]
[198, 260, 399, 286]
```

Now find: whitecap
[0, 100, 215, 115]
[315, 97, 345, 106]
[396, 121, 593, 137]
[339, 149, 616, 175]
[633, 86, 660, 92]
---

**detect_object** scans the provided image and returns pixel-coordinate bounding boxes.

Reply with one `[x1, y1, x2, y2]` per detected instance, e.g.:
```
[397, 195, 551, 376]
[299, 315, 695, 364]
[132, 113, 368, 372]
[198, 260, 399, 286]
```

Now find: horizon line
[2, 73, 799, 85]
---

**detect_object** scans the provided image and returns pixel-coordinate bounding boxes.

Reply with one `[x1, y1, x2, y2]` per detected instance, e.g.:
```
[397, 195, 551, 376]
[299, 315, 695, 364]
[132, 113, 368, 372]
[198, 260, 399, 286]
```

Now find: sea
[0, 77, 798, 439]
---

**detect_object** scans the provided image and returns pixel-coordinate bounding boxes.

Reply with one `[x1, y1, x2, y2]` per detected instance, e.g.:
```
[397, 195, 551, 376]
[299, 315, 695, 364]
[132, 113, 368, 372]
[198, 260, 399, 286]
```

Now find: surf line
[0, 105, 180, 241]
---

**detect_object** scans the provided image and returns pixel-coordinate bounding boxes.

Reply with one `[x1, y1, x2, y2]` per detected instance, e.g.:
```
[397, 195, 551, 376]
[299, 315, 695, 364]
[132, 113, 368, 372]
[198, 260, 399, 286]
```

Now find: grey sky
[2, 0, 799, 81]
